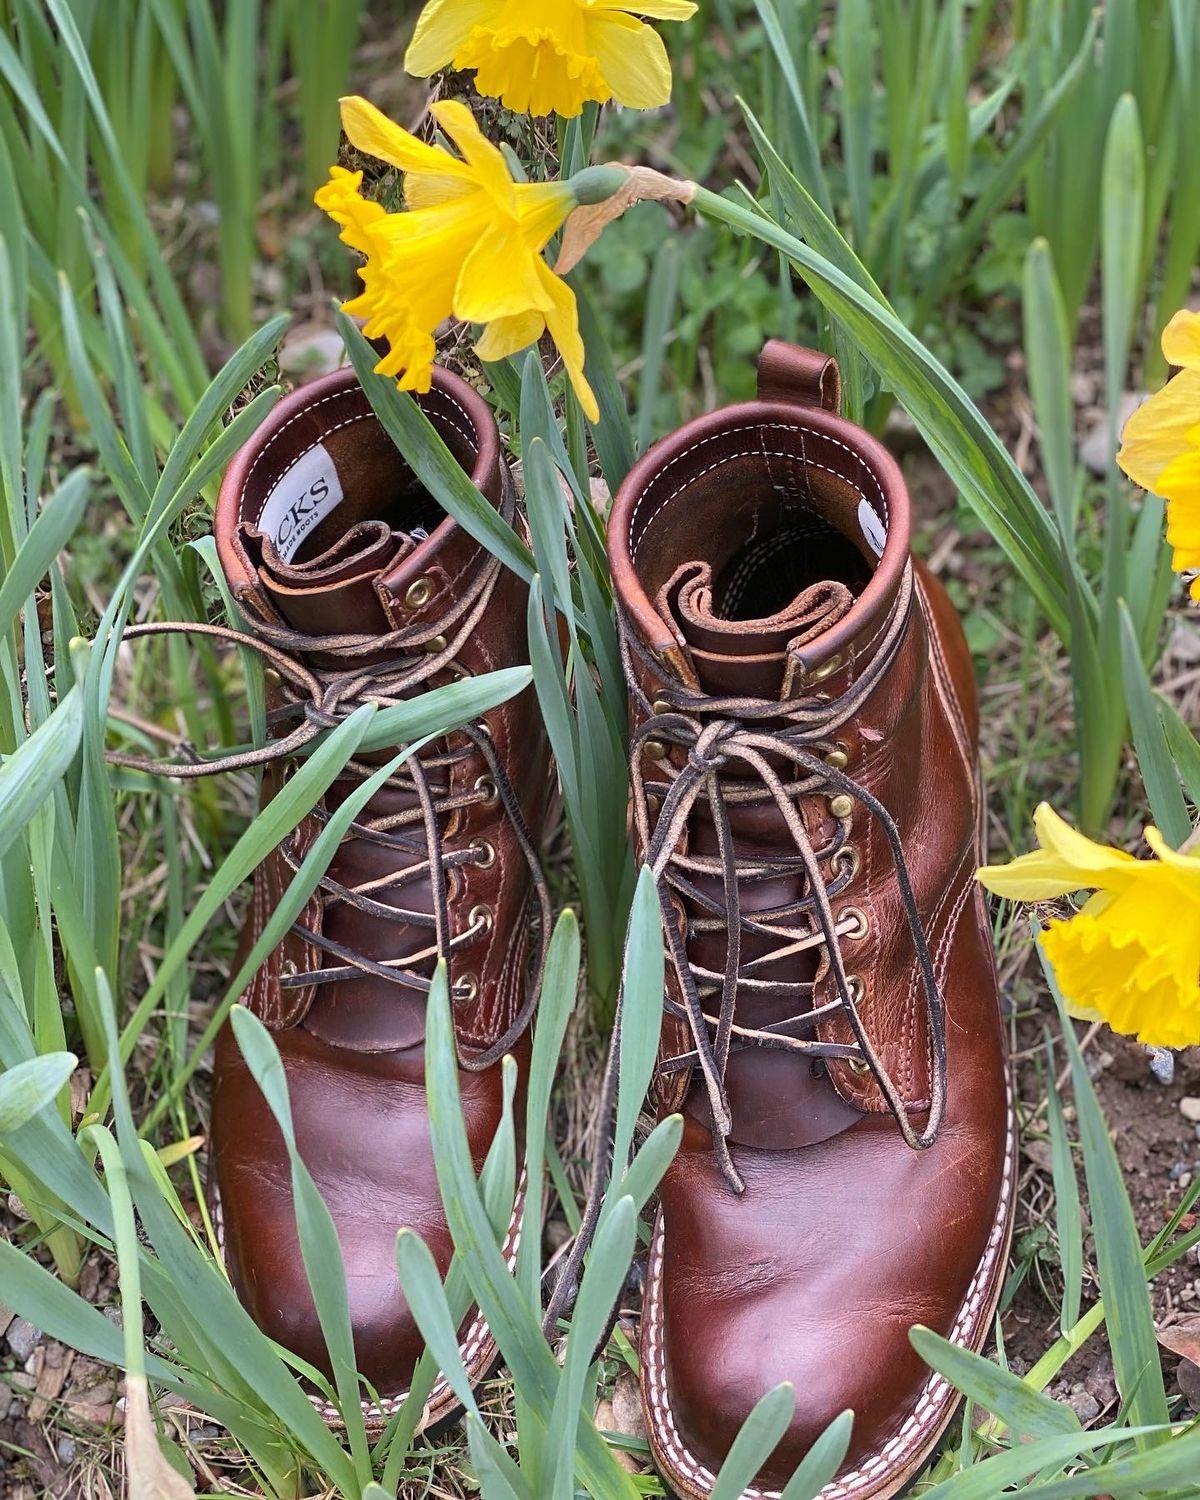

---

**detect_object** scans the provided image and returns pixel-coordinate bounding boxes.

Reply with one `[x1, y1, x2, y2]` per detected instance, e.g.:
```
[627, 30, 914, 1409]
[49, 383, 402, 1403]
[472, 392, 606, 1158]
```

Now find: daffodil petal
[475, 309, 547, 363]
[585, 11, 674, 109]
[591, 0, 698, 14]
[454, 230, 552, 324]
[429, 100, 517, 214]
[404, 0, 494, 75]
[534, 259, 598, 422]
[339, 96, 468, 181]
[1162, 308, 1200, 371]
[1143, 826, 1200, 872]
[1117, 368, 1200, 493]
[1031, 803, 1138, 881]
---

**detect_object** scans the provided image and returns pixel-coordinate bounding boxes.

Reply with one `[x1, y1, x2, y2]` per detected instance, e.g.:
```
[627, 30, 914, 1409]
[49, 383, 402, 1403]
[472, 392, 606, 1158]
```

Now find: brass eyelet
[809, 653, 845, 684]
[454, 972, 479, 1006]
[471, 837, 497, 869]
[848, 1054, 872, 1075]
[824, 746, 849, 771]
[831, 845, 861, 882]
[405, 577, 434, 610]
[829, 793, 855, 820]
[840, 907, 870, 941]
[643, 739, 667, 762]
[474, 775, 499, 809]
[645, 792, 662, 814]
[425, 633, 448, 654]
[651, 698, 672, 716]
[468, 903, 494, 936]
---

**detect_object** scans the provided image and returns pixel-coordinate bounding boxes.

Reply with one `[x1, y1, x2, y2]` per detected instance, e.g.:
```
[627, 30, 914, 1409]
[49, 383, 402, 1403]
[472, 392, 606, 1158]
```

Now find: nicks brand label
[259, 445, 345, 562]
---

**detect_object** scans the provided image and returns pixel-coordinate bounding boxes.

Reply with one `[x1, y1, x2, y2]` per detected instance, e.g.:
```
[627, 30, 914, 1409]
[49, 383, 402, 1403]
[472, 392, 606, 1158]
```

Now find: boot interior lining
[630, 422, 890, 625]
[238, 384, 479, 565]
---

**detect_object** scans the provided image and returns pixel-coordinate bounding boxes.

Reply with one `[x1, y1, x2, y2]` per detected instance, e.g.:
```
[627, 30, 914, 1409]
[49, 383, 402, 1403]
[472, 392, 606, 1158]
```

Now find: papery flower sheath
[1118, 309, 1200, 600]
[978, 803, 1200, 1049]
[405, 0, 698, 119]
[315, 96, 597, 420]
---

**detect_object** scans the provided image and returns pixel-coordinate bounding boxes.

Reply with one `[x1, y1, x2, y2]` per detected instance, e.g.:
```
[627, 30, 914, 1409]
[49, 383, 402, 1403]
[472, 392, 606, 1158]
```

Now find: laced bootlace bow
[109, 552, 551, 1072]
[622, 601, 949, 1194]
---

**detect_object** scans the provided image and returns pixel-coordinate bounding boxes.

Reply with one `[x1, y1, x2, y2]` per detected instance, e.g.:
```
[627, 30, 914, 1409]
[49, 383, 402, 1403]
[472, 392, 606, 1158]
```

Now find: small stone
[5, 1318, 41, 1363]
[1180, 1098, 1200, 1124]
[1083, 1363, 1117, 1406]
[1170, 1161, 1191, 1181]
[1067, 1386, 1101, 1423]
[55, 1438, 75, 1465]
[1148, 1048, 1176, 1085]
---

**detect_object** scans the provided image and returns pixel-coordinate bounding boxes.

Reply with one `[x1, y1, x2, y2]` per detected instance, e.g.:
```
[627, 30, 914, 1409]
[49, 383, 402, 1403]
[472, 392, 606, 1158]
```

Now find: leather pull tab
[757, 340, 842, 414]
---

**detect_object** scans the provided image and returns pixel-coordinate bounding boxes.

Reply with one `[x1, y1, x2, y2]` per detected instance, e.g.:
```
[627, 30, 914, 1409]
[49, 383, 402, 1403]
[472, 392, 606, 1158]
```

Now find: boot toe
[211, 1023, 502, 1400]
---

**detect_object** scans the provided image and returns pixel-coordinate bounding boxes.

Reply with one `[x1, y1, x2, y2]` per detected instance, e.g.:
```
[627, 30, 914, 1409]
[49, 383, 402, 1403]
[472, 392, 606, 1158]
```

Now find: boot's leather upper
[609, 343, 1013, 1498]
[207, 367, 550, 1412]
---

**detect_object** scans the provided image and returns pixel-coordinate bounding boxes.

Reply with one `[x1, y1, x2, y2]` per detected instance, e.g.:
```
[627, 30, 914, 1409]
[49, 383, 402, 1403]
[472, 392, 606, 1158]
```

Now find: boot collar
[609, 380, 913, 700]
[215, 365, 508, 641]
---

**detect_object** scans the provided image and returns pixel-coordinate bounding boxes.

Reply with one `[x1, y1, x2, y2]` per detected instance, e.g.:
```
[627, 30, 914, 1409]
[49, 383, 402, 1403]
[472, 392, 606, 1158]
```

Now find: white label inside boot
[858, 497, 888, 557]
[258, 444, 345, 562]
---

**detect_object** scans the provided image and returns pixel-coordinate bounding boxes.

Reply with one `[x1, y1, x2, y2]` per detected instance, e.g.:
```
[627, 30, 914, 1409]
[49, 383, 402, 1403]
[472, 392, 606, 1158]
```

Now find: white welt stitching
[642, 1085, 1016, 1499]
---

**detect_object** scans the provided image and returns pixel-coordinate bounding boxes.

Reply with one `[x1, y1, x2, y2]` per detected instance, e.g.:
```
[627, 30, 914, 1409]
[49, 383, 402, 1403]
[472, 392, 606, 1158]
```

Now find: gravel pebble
[4, 1318, 41, 1363]
[1067, 1386, 1101, 1423]
[1180, 1097, 1200, 1124]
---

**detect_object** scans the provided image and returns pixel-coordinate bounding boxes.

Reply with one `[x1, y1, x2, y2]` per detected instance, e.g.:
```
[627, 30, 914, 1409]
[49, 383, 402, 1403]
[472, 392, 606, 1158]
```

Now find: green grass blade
[1022, 239, 1077, 535]
[1045, 947, 1171, 1445]
[0, 467, 89, 639]
[0, 687, 81, 860]
[230, 1006, 373, 1482]
[0, 1051, 76, 1131]
[709, 1382, 796, 1500]
[779, 1409, 854, 1500]
[1119, 601, 1191, 847]
[1159, 694, 1200, 805]
[338, 312, 534, 582]
[637, 239, 681, 454]
[550, 1197, 637, 1498]
[1043, 1033, 1084, 1334]
[909, 1326, 1080, 1439]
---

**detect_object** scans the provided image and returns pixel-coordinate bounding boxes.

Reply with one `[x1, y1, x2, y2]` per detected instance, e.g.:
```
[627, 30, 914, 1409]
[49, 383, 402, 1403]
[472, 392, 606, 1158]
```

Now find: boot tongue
[657, 566, 861, 1149]
[657, 561, 854, 697]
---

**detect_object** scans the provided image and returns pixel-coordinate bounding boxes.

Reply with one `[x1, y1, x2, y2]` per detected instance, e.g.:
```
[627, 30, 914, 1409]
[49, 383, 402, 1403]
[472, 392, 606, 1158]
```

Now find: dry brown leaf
[555, 168, 696, 277]
[125, 1374, 197, 1500]
[1157, 1314, 1200, 1364]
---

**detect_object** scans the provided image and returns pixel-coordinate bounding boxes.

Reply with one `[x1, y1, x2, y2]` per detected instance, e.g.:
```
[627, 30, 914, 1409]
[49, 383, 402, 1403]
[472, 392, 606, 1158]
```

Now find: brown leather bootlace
[622, 582, 948, 1194]
[108, 552, 552, 1071]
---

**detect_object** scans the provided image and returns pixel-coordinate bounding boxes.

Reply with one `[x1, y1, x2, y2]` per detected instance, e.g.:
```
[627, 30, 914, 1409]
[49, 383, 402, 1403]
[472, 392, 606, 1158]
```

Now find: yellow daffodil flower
[315, 96, 598, 420]
[1118, 309, 1200, 601]
[978, 803, 1200, 1049]
[405, 0, 698, 119]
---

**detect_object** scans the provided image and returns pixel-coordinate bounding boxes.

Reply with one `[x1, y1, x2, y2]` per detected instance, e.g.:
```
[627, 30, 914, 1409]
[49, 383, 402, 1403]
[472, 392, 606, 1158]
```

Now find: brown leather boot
[608, 343, 1014, 1499]
[206, 367, 551, 1426]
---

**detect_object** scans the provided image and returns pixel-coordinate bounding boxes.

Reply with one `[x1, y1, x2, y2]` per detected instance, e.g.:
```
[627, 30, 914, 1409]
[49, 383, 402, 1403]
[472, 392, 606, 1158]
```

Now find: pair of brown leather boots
[205, 341, 1014, 1500]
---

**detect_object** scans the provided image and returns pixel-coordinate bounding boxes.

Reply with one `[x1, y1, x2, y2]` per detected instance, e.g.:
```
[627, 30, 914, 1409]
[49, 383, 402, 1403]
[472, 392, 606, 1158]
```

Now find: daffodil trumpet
[978, 803, 1200, 1050]
[404, 0, 699, 120]
[1118, 309, 1200, 600]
